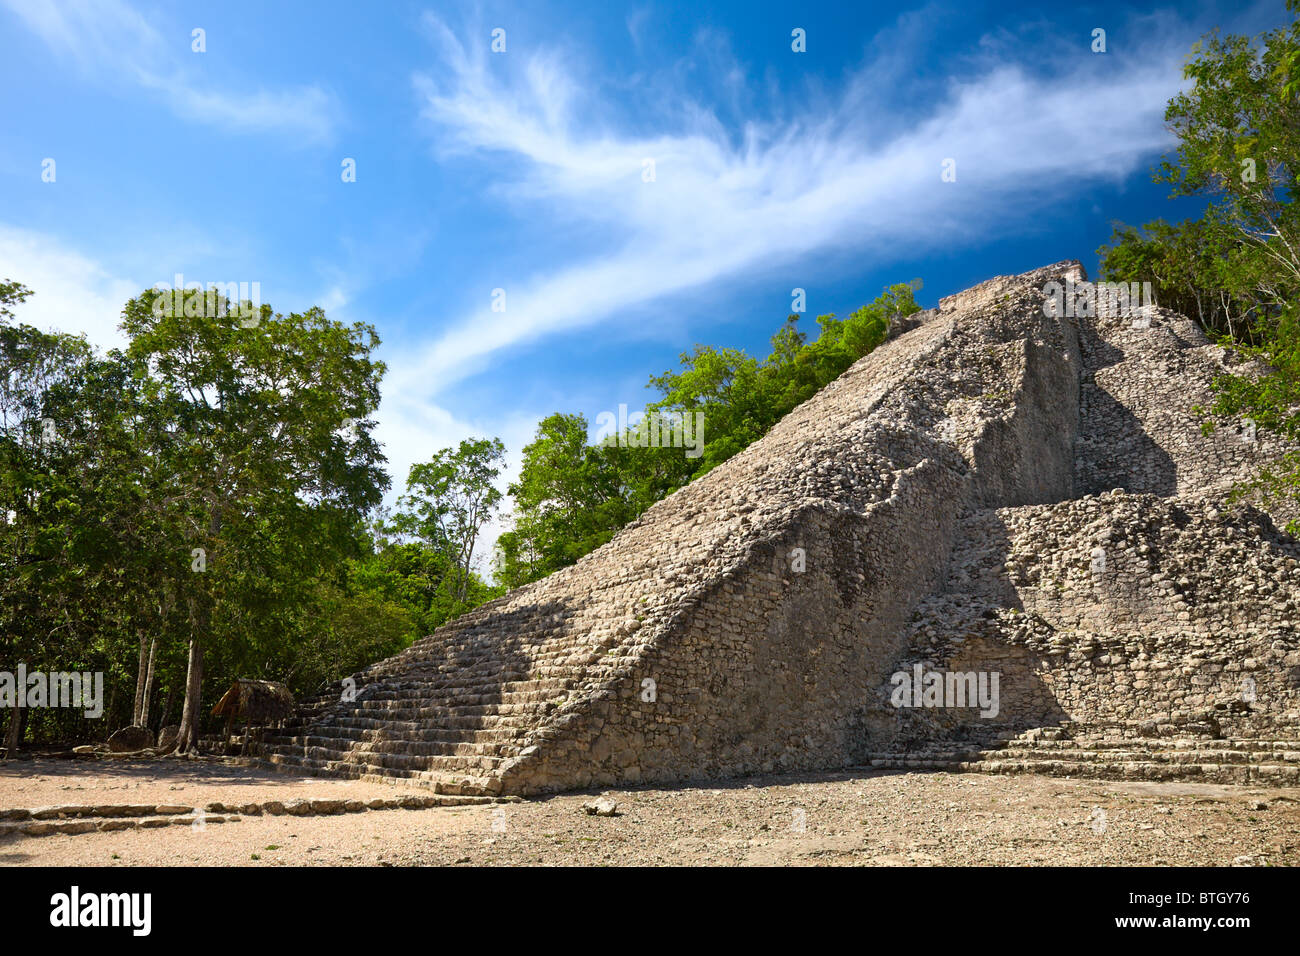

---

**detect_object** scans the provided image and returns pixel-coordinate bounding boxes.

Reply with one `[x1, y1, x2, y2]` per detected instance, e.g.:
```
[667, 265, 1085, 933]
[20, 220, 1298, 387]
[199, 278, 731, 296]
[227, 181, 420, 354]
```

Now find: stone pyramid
[263, 262, 1300, 794]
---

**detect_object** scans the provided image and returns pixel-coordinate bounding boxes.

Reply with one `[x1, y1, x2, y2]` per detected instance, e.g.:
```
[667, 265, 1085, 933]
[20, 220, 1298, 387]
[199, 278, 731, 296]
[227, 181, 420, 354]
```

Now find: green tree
[496, 413, 634, 588]
[0, 281, 93, 749]
[1098, 216, 1270, 340]
[0, 281, 156, 747]
[348, 531, 499, 638]
[1099, 4, 1300, 529]
[2, 279, 505, 749]
[389, 438, 506, 608]
[648, 282, 916, 476]
[118, 289, 389, 751]
[498, 282, 918, 588]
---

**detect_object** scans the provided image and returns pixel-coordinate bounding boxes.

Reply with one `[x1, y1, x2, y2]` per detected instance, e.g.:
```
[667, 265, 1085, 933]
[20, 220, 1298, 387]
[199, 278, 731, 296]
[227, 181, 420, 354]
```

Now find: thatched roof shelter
[211, 679, 295, 724]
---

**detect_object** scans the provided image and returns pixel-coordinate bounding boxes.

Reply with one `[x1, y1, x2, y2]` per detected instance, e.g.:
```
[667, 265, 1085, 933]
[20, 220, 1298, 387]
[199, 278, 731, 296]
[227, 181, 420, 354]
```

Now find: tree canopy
[495, 282, 919, 589]
[1100, 2, 1300, 530]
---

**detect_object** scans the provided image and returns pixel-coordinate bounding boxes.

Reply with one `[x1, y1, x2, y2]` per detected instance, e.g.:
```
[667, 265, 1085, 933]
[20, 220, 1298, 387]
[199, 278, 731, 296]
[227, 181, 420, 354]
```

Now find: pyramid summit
[263, 261, 1300, 794]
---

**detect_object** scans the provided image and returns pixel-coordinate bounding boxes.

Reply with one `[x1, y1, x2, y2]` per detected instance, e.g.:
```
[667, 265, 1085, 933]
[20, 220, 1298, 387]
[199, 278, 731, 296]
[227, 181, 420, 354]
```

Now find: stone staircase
[259, 617, 611, 794]
[860, 733, 1300, 786]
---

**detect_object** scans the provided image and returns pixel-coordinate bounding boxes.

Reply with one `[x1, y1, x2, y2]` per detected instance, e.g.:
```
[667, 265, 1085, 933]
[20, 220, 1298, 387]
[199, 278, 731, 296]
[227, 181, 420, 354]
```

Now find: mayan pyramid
[263, 261, 1300, 794]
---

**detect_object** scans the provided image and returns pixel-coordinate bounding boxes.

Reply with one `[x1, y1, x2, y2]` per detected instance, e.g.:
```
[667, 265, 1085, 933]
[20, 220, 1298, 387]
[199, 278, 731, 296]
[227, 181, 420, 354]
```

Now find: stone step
[280, 744, 508, 773]
[366, 646, 606, 673]
[299, 680, 573, 703]
[292, 712, 539, 734]
[265, 725, 523, 747]
[367, 656, 625, 681]
[267, 736, 517, 763]
[1003, 738, 1300, 755]
[265, 575, 645, 794]
[331, 677, 576, 700]
[321, 708, 547, 727]
[291, 698, 572, 723]
[344, 696, 570, 715]
[258, 754, 501, 796]
[294, 653, 622, 695]
[859, 754, 1300, 785]
[863, 747, 1300, 766]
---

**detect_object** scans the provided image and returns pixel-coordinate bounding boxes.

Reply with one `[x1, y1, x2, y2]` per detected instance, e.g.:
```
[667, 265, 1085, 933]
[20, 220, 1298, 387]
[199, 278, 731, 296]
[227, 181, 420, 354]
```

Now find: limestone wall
[269, 260, 1300, 794]
[495, 263, 1091, 792]
[870, 272, 1300, 751]
[873, 495, 1300, 748]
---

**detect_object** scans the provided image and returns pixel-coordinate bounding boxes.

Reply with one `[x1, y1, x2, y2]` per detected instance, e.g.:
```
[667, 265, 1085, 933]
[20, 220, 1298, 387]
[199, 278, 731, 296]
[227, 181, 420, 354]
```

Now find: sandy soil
[2, 759, 1298, 867]
[0, 756, 419, 809]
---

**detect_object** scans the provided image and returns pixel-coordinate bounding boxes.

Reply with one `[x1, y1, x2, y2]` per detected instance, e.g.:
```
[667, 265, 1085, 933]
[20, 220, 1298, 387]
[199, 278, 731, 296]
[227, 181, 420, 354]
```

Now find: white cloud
[0, 0, 338, 143]
[626, 5, 652, 51]
[0, 225, 137, 350]
[396, 12, 1185, 399]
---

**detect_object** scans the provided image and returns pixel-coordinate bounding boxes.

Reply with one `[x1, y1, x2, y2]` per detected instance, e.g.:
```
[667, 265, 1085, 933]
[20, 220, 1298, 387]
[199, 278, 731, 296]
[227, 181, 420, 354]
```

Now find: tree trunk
[132, 629, 148, 726]
[175, 634, 204, 753]
[160, 685, 175, 728]
[456, 540, 474, 604]
[140, 636, 158, 729]
[4, 705, 25, 755]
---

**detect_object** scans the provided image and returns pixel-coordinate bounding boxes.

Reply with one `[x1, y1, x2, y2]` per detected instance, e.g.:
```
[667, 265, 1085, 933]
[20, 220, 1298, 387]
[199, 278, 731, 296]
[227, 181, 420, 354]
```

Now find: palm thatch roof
[211, 679, 295, 723]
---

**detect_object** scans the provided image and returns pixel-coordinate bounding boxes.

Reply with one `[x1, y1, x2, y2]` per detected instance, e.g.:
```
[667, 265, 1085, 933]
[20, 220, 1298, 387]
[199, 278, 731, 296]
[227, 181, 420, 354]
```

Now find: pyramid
[263, 262, 1300, 793]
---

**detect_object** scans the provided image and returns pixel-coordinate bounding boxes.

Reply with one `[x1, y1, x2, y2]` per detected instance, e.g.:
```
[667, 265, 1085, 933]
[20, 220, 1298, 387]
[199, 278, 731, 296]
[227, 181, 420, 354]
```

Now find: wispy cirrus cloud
[393, 9, 1186, 399]
[0, 0, 340, 144]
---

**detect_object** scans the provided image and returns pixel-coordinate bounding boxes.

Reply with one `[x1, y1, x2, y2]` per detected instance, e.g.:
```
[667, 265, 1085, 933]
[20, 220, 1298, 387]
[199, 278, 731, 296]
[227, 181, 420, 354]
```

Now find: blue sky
[0, 0, 1290, 564]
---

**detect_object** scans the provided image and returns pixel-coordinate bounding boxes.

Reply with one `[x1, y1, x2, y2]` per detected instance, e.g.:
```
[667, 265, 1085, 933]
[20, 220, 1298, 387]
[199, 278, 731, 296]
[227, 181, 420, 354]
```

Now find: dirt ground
[2, 758, 1298, 866]
[0, 755, 419, 809]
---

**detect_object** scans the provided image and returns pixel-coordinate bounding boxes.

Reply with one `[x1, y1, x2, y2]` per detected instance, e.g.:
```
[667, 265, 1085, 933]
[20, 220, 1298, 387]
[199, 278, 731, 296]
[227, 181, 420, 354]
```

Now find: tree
[2, 278, 503, 749]
[1098, 216, 1270, 340]
[648, 282, 916, 476]
[497, 282, 919, 588]
[390, 438, 506, 608]
[348, 523, 500, 638]
[1157, 11, 1300, 293]
[496, 414, 633, 588]
[1099, 4, 1300, 530]
[0, 280, 111, 750]
[118, 289, 389, 751]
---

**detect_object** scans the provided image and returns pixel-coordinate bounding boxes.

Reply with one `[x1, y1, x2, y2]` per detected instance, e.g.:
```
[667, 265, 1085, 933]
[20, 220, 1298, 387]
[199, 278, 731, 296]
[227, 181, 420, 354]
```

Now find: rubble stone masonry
[263, 262, 1300, 794]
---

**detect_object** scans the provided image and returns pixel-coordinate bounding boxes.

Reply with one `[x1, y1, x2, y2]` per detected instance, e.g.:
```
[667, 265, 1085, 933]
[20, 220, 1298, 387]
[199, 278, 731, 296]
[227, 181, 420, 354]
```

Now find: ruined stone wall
[1075, 305, 1290, 502]
[872, 495, 1300, 748]
[497, 263, 1092, 792]
[267, 261, 1300, 794]
[869, 276, 1300, 751]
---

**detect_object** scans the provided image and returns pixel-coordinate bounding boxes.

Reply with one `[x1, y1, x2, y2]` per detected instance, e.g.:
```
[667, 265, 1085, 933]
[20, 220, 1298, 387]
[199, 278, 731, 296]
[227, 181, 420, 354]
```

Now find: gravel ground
[3, 760, 1298, 866]
[0, 756, 417, 809]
